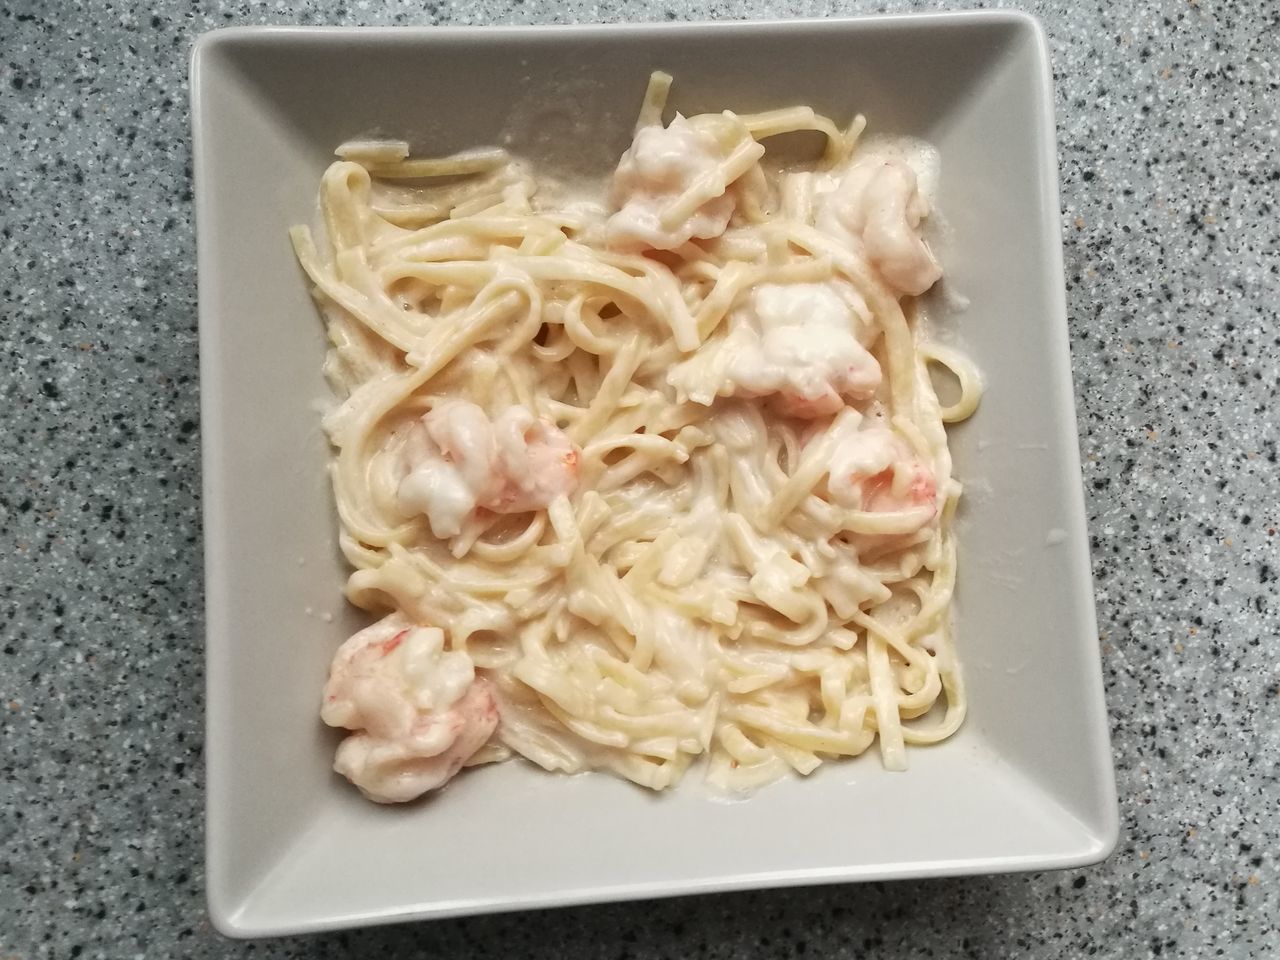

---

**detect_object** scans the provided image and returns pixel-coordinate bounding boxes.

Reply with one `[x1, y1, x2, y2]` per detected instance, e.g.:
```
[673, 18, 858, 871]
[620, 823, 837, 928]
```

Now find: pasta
[292, 73, 982, 803]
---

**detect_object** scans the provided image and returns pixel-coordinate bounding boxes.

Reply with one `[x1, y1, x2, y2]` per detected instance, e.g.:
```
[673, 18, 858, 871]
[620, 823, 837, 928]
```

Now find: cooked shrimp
[397, 400, 579, 538]
[818, 158, 941, 296]
[688, 281, 882, 419]
[490, 407, 580, 513]
[772, 392, 847, 419]
[825, 419, 937, 530]
[322, 612, 499, 803]
[606, 114, 759, 252]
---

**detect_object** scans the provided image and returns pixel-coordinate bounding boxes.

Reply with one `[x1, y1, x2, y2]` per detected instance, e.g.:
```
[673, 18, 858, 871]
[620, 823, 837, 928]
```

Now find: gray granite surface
[1, 0, 1277, 956]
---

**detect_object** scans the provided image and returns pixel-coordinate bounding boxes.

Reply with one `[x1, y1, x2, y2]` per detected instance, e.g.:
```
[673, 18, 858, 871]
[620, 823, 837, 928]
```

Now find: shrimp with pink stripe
[396, 400, 579, 539]
[321, 612, 499, 803]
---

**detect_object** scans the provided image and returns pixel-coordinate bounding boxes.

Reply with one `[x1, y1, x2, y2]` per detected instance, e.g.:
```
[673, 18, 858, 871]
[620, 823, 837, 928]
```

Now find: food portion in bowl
[290, 72, 981, 804]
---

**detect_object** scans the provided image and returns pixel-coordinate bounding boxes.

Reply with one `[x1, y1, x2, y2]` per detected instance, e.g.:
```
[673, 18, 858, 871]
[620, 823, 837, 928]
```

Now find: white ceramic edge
[241, 848, 1115, 939]
[189, 37, 238, 937]
[190, 12, 1120, 938]
[191, 9, 1044, 42]
[1020, 15, 1121, 860]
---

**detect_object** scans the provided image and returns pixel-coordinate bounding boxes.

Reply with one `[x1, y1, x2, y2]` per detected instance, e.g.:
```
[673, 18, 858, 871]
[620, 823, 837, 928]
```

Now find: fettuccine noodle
[293, 73, 982, 803]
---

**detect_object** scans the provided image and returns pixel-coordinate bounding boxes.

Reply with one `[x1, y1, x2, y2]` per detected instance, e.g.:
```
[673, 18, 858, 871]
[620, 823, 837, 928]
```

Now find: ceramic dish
[191, 13, 1117, 937]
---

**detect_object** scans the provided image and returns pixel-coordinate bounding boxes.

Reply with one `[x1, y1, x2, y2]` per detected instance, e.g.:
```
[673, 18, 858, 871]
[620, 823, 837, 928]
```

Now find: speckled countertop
[1, 0, 1277, 956]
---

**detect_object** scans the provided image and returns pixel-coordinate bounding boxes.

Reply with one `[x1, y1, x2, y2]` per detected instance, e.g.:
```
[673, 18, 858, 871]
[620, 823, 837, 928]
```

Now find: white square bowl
[192, 14, 1118, 938]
